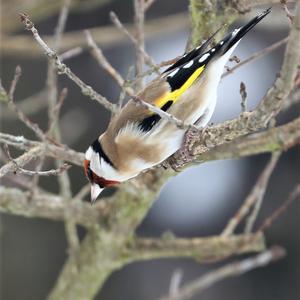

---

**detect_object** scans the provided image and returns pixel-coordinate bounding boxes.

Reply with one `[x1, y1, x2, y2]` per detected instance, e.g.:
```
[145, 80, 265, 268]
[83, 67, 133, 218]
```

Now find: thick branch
[0, 187, 108, 227]
[134, 233, 266, 261]
[47, 229, 266, 300]
[171, 2, 300, 169]
[199, 116, 300, 162]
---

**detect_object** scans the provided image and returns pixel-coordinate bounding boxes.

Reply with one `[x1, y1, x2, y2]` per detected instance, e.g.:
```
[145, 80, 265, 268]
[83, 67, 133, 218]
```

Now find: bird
[84, 8, 271, 203]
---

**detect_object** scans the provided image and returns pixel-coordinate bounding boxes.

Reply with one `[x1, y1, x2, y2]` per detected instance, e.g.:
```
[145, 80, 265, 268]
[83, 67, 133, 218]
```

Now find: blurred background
[1, 0, 300, 299]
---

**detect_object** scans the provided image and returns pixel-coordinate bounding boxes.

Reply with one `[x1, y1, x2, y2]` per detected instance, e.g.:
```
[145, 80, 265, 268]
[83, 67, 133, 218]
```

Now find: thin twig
[47, 87, 68, 135]
[134, 0, 146, 90]
[222, 152, 281, 237]
[118, 65, 135, 108]
[159, 246, 286, 300]
[11, 161, 70, 176]
[53, 0, 71, 50]
[28, 155, 46, 196]
[0, 147, 42, 178]
[49, 0, 80, 255]
[3, 144, 71, 176]
[144, 0, 157, 11]
[257, 183, 300, 233]
[239, 81, 247, 113]
[59, 47, 83, 61]
[130, 54, 182, 84]
[0, 132, 84, 166]
[132, 94, 194, 130]
[8, 65, 22, 99]
[1, 67, 46, 140]
[244, 154, 281, 234]
[19, 12, 117, 113]
[110, 11, 158, 72]
[74, 183, 90, 200]
[84, 30, 129, 90]
[85, 29, 193, 129]
[169, 269, 184, 298]
[281, 1, 294, 24]
[222, 37, 288, 78]
[229, 55, 240, 64]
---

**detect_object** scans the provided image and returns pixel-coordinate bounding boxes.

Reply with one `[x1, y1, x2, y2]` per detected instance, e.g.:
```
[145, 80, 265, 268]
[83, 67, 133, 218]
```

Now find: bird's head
[84, 139, 120, 203]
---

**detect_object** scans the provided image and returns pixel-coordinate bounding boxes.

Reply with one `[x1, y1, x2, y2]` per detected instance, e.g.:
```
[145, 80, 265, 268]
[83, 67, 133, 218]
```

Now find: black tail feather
[221, 7, 271, 54]
[164, 25, 223, 73]
[163, 9, 271, 92]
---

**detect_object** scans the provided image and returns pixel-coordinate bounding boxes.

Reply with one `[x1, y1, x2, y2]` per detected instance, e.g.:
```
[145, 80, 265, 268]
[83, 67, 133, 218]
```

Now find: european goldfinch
[84, 9, 271, 202]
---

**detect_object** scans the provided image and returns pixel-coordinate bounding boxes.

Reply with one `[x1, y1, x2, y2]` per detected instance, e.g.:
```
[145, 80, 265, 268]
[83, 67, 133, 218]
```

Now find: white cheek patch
[101, 159, 129, 182]
[90, 152, 102, 177]
[85, 146, 93, 160]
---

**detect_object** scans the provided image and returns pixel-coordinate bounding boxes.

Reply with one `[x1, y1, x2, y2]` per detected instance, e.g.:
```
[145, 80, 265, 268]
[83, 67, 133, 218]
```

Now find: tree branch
[171, 1, 300, 169]
[159, 246, 285, 300]
[0, 132, 84, 166]
[0, 187, 109, 227]
[0, 147, 42, 178]
[19, 13, 117, 113]
[133, 233, 266, 261]
[222, 152, 281, 237]
[2, 13, 189, 58]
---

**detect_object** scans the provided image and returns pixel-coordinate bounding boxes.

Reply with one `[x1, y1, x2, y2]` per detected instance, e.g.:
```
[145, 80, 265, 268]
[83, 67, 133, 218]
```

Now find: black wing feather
[163, 26, 222, 74]
[138, 100, 173, 132]
[139, 8, 271, 132]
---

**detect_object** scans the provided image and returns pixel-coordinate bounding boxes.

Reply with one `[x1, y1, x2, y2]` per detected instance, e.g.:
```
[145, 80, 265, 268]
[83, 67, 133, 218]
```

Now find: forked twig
[19, 12, 117, 113]
[159, 246, 285, 300]
[1, 66, 46, 140]
[85, 30, 195, 130]
[3, 144, 71, 176]
[222, 152, 281, 237]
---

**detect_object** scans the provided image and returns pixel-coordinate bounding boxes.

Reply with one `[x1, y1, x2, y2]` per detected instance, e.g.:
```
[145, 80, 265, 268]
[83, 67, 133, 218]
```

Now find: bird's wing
[163, 25, 223, 73]
[108, 8, 271, 135]
[108, 52, 208, 135]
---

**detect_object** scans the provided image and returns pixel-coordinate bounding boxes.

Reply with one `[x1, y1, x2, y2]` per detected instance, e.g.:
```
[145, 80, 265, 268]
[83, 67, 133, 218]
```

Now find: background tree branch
[1, 1, 299, 300]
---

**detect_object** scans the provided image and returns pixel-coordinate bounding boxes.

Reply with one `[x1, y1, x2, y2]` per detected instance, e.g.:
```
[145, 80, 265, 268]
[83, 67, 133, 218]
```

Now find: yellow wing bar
[154, 65, 205, 108]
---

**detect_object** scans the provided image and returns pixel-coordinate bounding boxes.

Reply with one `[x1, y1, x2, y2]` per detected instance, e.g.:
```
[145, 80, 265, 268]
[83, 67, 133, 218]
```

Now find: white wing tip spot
[183, 60, 193, 69]
[199, 53, 210, 63]
[168, 68, 179, 78]
[233, 28, 240, 35]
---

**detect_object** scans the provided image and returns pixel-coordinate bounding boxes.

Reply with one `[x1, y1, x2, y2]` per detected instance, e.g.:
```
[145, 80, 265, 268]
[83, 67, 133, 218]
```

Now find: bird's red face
[84, 159, 120, 202]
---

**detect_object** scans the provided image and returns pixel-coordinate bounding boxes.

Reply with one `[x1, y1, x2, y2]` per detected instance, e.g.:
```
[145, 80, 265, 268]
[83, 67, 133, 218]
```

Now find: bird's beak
[90, 184, 103, 204]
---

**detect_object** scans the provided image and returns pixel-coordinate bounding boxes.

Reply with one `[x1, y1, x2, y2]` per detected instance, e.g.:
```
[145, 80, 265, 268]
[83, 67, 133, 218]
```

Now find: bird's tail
[163, 8, 271, 74]
[219, 8, 271, 55]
